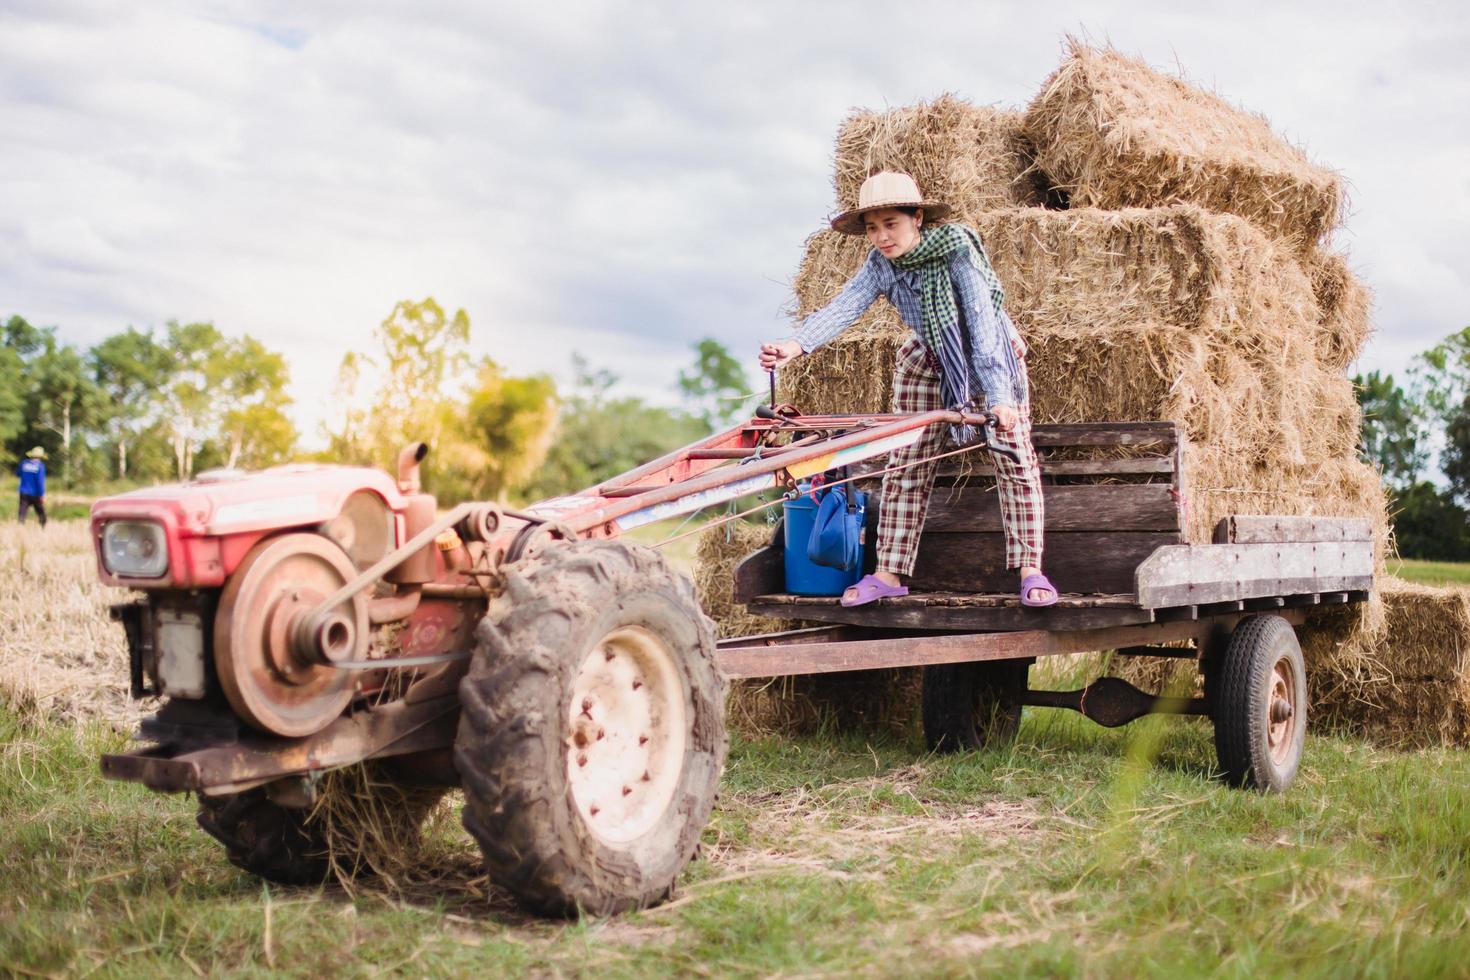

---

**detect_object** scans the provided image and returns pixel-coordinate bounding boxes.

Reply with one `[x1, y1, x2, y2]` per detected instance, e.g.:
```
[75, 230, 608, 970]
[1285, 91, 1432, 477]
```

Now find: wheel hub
[215, 534, 366, 737]
[566, 626, 686, 845]
[1266, 657, 1298, 766]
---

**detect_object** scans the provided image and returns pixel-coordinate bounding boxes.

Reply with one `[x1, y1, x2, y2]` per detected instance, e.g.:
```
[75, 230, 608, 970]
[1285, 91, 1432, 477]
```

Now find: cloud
[1, 0, 1467, 448]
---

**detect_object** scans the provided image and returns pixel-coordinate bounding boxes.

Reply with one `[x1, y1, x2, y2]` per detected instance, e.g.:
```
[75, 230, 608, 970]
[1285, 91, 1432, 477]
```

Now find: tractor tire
[455, 540, 728, 917]
[1212, 614, 1307, 792]
[196, 789, 331, 885]
[921, 659, 1029, 752]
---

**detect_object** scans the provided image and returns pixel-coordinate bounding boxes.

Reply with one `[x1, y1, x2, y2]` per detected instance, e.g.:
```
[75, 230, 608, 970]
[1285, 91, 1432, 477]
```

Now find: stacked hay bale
[694, 520, 924, 737]
[704, 44, 1446, 742]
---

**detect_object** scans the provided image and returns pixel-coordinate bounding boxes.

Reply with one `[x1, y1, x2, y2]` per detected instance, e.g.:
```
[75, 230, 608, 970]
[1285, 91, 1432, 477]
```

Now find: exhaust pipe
[397, 442, 429, 494]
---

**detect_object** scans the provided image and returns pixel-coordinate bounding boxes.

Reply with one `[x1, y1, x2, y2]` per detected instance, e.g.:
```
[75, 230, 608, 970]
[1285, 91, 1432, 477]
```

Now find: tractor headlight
[101, 521, 169, 578]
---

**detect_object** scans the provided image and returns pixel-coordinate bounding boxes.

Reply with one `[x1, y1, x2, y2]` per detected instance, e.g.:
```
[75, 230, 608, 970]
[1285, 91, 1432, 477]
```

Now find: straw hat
[830, 171, 952, 235]
[26, 447, 46, 459]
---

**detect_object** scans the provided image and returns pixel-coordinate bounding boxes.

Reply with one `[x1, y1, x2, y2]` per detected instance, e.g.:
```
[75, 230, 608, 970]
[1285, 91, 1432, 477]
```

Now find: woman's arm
[790, 250, 885, 354]
[950, 250, 1017, 409]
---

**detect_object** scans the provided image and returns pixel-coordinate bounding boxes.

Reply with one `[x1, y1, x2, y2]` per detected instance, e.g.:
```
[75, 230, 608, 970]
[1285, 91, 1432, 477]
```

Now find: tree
[677, 337, 754, 429]
[525, 356, 708, 500]
[433, 360, 558, 503]
[91, 327, 173, 480]
[325, 298, 471, 468]
[214, 335, 296, 469]
[4, 315, 104, 483]
[1353, 370, 1426, 488]
[1391, 481, 1470, 561]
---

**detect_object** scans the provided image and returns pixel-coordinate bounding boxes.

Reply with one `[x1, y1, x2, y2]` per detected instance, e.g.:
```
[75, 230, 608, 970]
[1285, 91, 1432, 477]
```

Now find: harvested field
[1024, 39, 1343, 251]
[0, 522, 146, 730]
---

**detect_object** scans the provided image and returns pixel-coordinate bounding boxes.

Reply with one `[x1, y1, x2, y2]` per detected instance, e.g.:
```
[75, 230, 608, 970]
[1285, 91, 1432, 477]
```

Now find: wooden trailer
[715, 422, 1374, 792]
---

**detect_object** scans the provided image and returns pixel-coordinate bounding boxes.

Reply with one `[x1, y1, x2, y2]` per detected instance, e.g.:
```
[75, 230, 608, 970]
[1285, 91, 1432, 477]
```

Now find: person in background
[17, 447, 47, 528]
[759, 171, 1056, 608]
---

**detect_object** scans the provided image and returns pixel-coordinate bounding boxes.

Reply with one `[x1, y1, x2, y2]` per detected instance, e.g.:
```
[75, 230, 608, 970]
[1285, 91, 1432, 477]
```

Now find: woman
[759, 171, 1056, 607]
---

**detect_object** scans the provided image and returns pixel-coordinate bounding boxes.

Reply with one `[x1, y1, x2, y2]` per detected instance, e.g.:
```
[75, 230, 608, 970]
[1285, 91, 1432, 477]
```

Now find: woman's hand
[990, 404, 1020, 432]
[758, 339, 803, 371]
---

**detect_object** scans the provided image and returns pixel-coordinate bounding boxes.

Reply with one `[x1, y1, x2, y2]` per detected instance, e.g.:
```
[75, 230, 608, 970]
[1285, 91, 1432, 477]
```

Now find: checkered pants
[877, 336, 1045, 577]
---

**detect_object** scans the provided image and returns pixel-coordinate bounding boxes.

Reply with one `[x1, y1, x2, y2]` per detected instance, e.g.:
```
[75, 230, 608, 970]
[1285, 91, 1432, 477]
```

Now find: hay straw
[1024, 38, 1344, 250]
[1301, 579, 1470, 747]
[1305, 247, 1374, 370]
[833, 95, 1041, 214]
[307, 762, 469, 894]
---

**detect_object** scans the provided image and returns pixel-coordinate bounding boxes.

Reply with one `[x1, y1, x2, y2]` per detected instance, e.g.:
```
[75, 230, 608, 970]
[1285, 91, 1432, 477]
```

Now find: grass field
[1391, 558, 1470, 587]
[4, 705, 1468, 977]
[3, 521, 1469, 976]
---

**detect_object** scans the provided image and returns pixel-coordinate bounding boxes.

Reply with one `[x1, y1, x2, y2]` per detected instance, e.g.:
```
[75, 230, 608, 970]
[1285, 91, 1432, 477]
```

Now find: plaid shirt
[793, 241, 1028, 407]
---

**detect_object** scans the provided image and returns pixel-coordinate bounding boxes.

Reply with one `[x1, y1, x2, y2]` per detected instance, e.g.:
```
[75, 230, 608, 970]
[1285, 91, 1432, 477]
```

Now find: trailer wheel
[195, 789, 330, 885]
[1212, 614, 1306, 792]
[921, 660, 1028, 752]
[455, 541, 728, 917]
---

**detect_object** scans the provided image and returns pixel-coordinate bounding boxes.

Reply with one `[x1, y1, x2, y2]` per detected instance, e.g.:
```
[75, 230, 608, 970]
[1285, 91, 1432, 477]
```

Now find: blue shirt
[18, 458, 45, 497]
[792, 240, 1028, 408]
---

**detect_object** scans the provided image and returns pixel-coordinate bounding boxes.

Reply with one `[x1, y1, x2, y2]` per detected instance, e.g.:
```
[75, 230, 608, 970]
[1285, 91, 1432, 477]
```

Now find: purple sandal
[840, 574, 909, 607]
[1020, 573, 1060, 608]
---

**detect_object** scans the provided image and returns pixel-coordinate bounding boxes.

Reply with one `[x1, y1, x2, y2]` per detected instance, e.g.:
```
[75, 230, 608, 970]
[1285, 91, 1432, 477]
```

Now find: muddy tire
[1213, 614, 1306, 793]
[455, 540, 728, 917]
[196, 789, 330, 885]
[921, 660, 1029, 752]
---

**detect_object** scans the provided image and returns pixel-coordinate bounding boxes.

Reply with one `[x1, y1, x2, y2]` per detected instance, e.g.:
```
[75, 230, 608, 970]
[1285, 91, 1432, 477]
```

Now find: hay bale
[783, 209, 1361, 466]
[1024, 39, 1343, 251]
[1301, 579, 1470, 747]
[833, 95, 1040, 213]
[694, 520, 792, 639]
[692, 520, 924, 738]
[1305, 248, 1374, 370]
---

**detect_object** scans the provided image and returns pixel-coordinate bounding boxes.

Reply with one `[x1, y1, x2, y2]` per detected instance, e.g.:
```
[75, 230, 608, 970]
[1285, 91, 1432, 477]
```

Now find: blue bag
[807, 484, 866, 571]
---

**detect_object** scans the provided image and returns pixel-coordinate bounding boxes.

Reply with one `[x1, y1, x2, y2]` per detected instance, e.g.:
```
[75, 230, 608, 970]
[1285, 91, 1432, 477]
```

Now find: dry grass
[1024, 38, 1344, 251]
[0, 522, 148, 731]
[1305, 246, 1375, 370]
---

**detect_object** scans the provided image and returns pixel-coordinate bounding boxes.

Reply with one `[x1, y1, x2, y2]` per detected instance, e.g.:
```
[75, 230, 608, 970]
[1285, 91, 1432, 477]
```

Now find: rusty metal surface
[214, 533, 365, 737]
[100, 693, 461, 794]
[1019, 676, 1208, 727]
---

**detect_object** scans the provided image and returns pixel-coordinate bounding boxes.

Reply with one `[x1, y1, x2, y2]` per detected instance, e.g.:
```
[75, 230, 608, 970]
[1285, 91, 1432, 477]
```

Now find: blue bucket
[783, 485, 865, 596]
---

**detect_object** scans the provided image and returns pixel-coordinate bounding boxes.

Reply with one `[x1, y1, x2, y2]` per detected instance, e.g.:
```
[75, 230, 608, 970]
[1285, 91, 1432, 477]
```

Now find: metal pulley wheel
[214, 533, 367, 737]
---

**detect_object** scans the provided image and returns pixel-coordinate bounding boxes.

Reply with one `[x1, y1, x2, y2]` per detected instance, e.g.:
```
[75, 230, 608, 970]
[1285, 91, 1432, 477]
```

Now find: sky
[3, 0, 1468, 445]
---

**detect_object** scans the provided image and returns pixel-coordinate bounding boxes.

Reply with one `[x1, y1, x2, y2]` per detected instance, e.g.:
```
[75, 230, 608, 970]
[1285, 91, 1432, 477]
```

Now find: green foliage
[1352, 370, 1425, 487]
[89, 327, 173, 480]
[525, 355, 708, 500]
[325, 298, 557, 504]
[1390, 481, 1470, 561]
[433, 360, 558, 503]
[678, 337, 755, 428]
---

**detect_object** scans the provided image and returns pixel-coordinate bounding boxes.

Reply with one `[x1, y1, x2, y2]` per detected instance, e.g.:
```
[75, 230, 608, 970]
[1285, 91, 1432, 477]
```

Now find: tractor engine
[92, 444, 480, 740]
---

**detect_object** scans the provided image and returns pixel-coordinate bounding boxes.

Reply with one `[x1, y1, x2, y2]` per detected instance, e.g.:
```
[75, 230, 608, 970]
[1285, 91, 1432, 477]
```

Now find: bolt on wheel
[1212, 614, 1307, 792]
[566, 627, 687, 844]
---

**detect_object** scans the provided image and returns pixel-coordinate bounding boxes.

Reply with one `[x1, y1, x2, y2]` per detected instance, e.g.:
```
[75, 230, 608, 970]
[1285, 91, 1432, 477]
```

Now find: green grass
[3, 704, 1468, 977]
[1391, 558, 1470, 587]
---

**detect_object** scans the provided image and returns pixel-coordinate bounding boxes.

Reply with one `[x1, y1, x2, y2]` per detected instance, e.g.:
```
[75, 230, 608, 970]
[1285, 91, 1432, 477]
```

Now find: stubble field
[2, 521, 1468, 978]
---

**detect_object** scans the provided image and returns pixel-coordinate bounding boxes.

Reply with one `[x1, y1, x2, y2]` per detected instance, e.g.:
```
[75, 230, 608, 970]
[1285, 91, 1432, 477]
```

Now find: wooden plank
[743, 598, 1157, 633]
[1134, 540, 1375, 608]
[956, 457, 1177, 478]
[731, 534, 784, 601]
[718, 617, 1208, 678]
[924, 484, 1181, 533]
[910, 531, 1179, 595]
[1028, 422, 1178, 448]
[1212, 515, 1374, 544]
[750, 591, 1141, 610]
